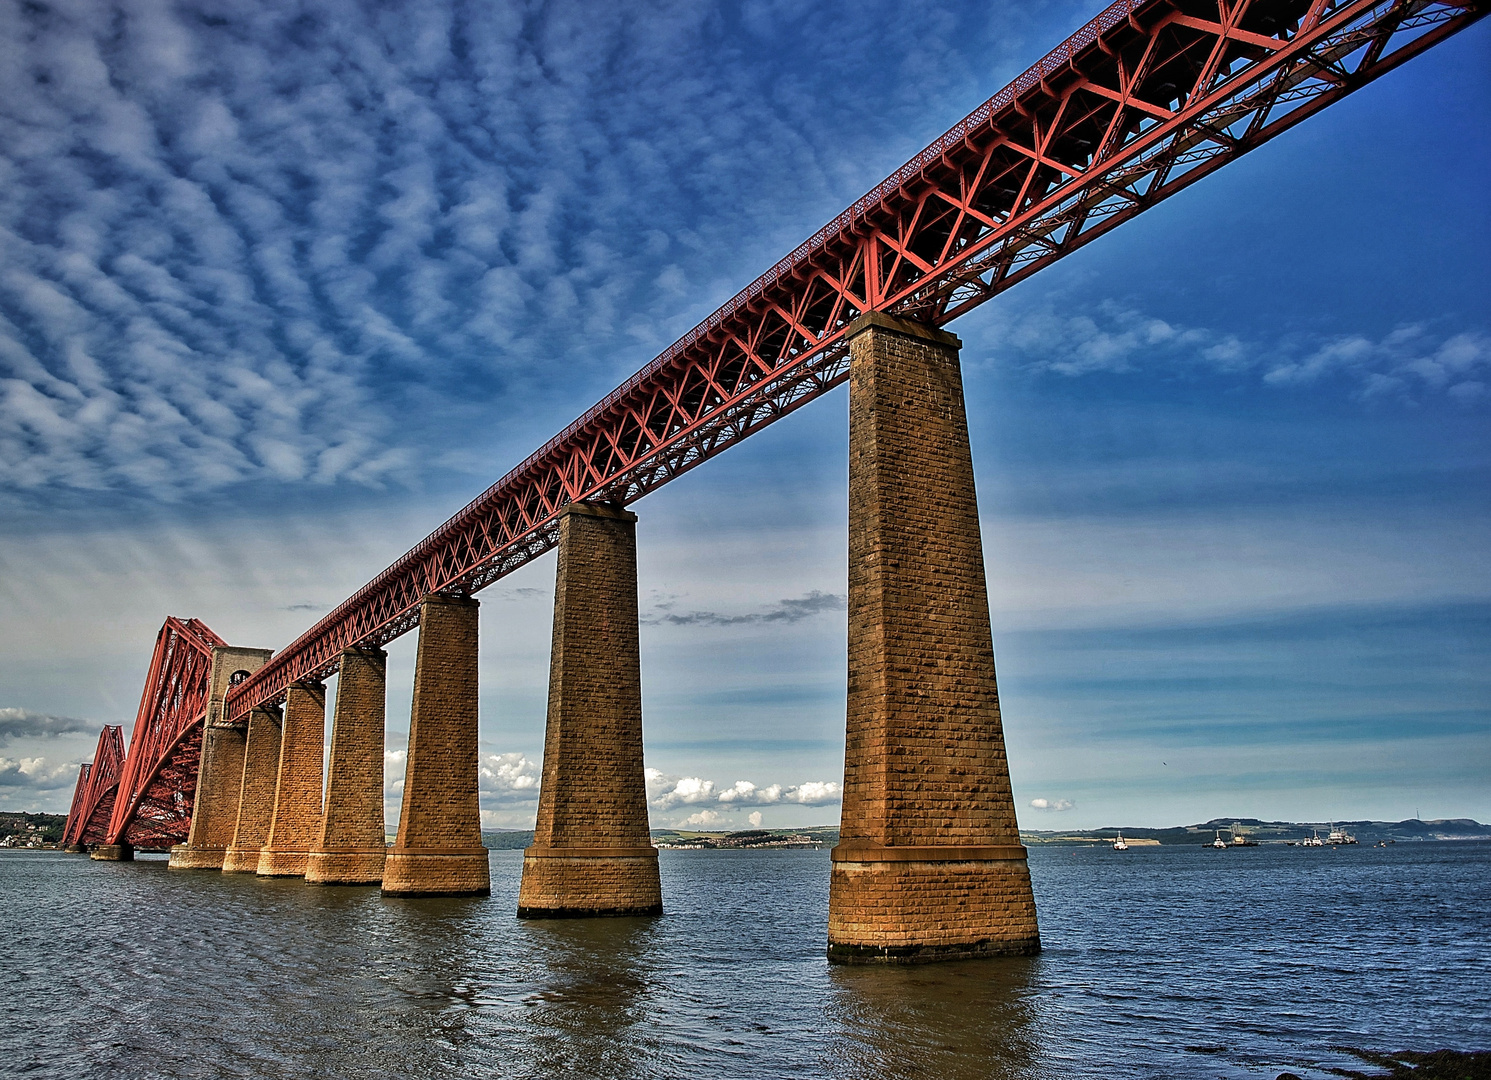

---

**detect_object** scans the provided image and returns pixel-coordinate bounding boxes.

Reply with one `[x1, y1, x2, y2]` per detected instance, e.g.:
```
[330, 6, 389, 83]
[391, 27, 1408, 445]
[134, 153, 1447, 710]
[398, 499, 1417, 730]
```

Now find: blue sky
[1, 1, 1486, 831]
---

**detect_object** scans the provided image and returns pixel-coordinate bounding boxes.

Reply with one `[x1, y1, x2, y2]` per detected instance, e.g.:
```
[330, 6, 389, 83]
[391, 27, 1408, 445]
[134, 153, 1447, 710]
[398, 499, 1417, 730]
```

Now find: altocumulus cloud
[978, 300, 1489, 404]
[0, 0, 988, 508]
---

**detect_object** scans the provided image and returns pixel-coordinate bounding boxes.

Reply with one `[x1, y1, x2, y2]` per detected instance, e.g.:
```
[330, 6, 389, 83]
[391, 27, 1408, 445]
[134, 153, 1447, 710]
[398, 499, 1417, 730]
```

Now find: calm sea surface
[1, 842, 1486, 1079]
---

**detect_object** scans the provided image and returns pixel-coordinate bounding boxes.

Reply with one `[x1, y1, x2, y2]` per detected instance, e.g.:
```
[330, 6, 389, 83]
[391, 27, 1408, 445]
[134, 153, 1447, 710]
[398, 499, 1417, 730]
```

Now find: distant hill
[1021, 818, 1490, 846]
[481, 830, 535, 850]
[0, 812, 65, 845]
[652, 826, 838, 849]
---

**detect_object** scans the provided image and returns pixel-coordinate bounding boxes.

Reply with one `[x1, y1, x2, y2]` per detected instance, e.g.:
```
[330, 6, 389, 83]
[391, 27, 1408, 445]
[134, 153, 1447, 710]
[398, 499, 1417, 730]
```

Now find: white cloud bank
[1029, 797, 1075, 812]
[646, 768, 841, 813]
[0, 707, 96, 744]
[0, 755, 81, 792]
[381, 752, 841, 830]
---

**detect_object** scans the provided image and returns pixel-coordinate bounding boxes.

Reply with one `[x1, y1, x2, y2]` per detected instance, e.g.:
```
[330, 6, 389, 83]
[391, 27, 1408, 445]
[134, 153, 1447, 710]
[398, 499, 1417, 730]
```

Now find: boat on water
[1205, 827, 1258, 849]
[1301, 830, 1324, 847]
[1112, 833, 1129, 851]
[1325, 823, 1358, 845]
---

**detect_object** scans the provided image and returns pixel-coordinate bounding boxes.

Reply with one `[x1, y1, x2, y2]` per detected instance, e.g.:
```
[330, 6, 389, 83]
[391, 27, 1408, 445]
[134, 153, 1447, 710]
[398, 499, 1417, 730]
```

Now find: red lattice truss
[85, 618, 226, 850]
[225, 0, 1484, 723]
[62, 725, 125, 847]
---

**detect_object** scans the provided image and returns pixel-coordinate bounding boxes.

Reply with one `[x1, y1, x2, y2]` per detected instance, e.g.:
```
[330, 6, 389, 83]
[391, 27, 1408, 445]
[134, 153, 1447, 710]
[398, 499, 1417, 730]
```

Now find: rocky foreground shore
[1277, 1048, 1491, 1079]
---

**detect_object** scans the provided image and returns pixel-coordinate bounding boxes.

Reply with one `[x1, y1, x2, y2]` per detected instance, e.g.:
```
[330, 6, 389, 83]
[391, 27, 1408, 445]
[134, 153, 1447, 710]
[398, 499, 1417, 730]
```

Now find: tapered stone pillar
[382, 594, 490, 897]
[307, 647, 388, 885]
[222, 706, 283, 874]
[518, 503, 661, 918]
[171, 646, 273, 870]
[257, 681, 326, 877]
[827, 311, 1039, 964]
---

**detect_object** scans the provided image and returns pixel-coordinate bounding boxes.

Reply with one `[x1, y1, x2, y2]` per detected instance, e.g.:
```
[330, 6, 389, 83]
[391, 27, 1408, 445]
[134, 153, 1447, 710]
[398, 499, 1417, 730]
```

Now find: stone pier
[170, 646, 273, 870]
[257, 681, 326, 877]
[518, 502, 661, 918]
[307, 647, 388, 886]
[827, 312, 1039, 964]
[381, 594, 490, 897]
[222, 706, 283, 874]
[90, 843, 132, 861]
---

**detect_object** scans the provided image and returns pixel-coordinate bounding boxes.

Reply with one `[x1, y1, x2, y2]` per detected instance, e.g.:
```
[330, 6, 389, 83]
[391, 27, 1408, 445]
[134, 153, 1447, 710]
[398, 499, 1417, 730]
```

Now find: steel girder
[225, 0, 1485, 724]
[104, 618, 225, 850]
[62, 726, 125, 847]
[61, 763, 89, 841]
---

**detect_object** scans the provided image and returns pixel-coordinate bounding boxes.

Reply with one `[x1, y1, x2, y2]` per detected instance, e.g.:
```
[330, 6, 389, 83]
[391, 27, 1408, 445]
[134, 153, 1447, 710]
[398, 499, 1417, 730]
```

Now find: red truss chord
[62, 726, 125, 848]
[226, 0, 1485, 724]
[103, 618, 225, 850]
[62, 763, 89, 841]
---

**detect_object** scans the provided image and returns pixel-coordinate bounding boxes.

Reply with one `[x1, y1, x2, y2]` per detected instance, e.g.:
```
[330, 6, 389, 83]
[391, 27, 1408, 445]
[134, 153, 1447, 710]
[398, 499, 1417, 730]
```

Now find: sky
[1, 0, 1486, 833]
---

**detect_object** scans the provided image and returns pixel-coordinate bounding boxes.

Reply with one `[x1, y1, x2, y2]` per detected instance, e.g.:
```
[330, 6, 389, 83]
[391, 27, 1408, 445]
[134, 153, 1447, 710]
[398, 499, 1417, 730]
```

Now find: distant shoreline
[474, 818, 1489, 851]
[11, 812, 1485, 853]
[1019, 817, 1490, 847]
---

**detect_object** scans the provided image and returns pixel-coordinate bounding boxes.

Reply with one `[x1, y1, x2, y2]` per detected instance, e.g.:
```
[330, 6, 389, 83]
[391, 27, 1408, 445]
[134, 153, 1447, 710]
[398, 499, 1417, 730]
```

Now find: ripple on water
[0, 843, 1486, 1078]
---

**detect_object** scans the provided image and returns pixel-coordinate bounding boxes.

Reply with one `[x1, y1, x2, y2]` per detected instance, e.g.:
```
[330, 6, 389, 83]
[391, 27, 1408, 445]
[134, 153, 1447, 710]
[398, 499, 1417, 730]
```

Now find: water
[1, 843, 1486, 1079]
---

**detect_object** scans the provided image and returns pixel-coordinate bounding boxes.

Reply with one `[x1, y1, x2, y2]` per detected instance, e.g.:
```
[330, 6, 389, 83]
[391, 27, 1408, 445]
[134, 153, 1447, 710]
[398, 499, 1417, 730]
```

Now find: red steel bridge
[66, 0, 1484, 845]
[63, 619, 222, 851]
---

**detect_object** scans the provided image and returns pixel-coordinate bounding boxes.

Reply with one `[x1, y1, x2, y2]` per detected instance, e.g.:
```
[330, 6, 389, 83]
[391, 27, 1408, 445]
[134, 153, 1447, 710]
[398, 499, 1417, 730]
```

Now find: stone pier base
[827, 313, 1039, 963]
[518, 503, 661, 918]
[827, 847, 1039, 963]
[517, 849, 662, 917]
[382, 594, 490, 898]
[306, 849, 388, 885]
[90, 844, 132, 861]
[168, 844, 230, 869]
[382, 850, 490, 897]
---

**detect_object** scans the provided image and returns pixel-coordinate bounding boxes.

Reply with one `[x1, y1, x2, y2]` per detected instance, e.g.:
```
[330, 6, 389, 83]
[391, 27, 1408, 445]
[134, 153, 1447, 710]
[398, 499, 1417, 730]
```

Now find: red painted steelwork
[226, 0, 1485, 723]
[62, 763, 89, 842]
[104, 618, 225, 850]
[61, 726, 125, 847]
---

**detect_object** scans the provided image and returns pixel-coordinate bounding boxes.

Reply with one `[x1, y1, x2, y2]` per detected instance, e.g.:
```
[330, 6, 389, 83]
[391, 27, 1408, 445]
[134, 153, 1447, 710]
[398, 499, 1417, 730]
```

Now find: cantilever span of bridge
[64, 0, 1485, 963]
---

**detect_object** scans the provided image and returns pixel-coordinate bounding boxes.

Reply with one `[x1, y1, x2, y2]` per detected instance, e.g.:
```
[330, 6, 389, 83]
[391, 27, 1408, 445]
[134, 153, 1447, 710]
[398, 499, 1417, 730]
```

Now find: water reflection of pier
[825, 958, 1043, 1079]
